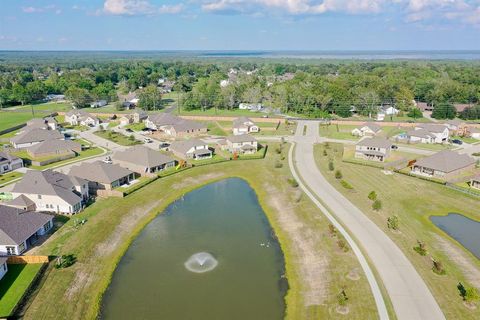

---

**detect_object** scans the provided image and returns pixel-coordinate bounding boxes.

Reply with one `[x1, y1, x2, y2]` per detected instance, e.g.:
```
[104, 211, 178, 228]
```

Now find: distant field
[0, 103, 71, 132]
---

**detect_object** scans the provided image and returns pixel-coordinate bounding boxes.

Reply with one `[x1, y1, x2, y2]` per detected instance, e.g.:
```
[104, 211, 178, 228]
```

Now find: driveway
[290, 120, 445, 320]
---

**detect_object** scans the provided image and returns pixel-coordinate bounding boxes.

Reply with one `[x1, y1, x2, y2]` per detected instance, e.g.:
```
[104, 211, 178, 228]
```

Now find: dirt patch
[64, 264, 97, 300]
[433, 234, 480, 290]
[171, 172, 225, 190]
[347, 268, 361, 281]
[264, 183, 329, 306]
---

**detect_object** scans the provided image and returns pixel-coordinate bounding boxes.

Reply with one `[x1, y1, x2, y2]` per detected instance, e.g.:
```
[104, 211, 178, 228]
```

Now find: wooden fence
[7, 255, 49, 264]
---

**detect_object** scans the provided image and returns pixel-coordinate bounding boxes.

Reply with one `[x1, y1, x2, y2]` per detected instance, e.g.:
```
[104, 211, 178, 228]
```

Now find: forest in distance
[1, 51, 480, 120]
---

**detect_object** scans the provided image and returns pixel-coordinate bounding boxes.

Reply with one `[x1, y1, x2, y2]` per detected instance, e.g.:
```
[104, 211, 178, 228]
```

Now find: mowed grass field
[0, 103, 71, 132]
[314, 143, 480, 319]
[0, 264, 44, 317]
[22, 143, 381, 320]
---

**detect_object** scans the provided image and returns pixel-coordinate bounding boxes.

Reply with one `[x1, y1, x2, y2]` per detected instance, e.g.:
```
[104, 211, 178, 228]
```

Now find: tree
[12, 83, 30, 105]
[432, 103, 457, 119]
[407, 108, 423, 119]
[395, 86, 414, 111]
[372, 200, 382, 211]
[368, 191, 377, 201]
[65, 87, 91, 108]
[335, 170, 343, 179]
[337, 289, 349, 306]
[138, 84, 162, 111]
[357, 90, 380, 118]
[328, 161, 335, 171]
[387, 215, 399, 230]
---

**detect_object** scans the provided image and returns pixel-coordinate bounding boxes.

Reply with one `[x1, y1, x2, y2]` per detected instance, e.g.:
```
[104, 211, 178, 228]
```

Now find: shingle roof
[414, 150, 475, 173]
[226, 134, 257, 143]
[113, 145, 175, 168]
[0, 205, 53, 246]
[417, 124, 449, 134]
[0, 151, 20, 163]
[169, 139, 207, 155]
[11, 128, 63, 145]
[6, 194, 36, 208]
[12, 170, 84, 205]
[148, 114, 206, 132]
[69, 161, 133, 184]
[27, 139, 81, 156]
[232, 117, 254, 129]
[356, 137, 392, 149]
[407, 128, 435, 139]
[360, 122, 381, 132]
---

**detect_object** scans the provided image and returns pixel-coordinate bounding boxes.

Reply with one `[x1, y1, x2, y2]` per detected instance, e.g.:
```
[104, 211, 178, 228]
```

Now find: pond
[101, 178, 287, 320]
[430, 213, 480, 259]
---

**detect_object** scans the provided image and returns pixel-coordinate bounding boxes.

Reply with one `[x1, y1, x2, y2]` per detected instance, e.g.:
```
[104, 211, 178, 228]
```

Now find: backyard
[94, 130, 141, 146]
[314, 142, 480, 319]
[21, 142, 383, 320]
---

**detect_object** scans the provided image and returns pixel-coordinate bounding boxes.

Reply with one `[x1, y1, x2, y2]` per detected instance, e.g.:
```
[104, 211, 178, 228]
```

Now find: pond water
[430, 213, 480, 259]
[101, 178, 287, 320]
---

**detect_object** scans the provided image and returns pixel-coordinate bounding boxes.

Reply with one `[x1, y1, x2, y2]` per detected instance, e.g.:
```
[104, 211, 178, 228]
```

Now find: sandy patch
[265, 183, 329, 306]
[433, 234, 480, 289]
[171, 172, 225, 190]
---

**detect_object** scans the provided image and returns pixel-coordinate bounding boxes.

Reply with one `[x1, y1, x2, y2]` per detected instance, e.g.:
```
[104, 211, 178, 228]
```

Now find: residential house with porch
[145, 113, 207, 137]
[113, 146, 176, 176]
[411, 150, 476, 180]
[65, 110, 100, 127]
[169, 139, 212, 160]
[351, 123, 382, 137]
[0, 152, 23, 174]
[355, 138, 393, 162]
[133, 110, 148, 123]
[10, 170, 89, 214]
[69, 161, 135, 194]
[223, 134, 258, 155]
[406, 124, 449, 144]
[0, 205, 53, 256]
[26, 139, 82, 159]
[445, 120, 467, 136]
[232, 117, 259, 135]
[10, 128, 64, 149]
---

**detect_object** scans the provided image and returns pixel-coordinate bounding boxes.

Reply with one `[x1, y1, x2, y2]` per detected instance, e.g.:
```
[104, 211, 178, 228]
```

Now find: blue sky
[0, 0, 479, 50]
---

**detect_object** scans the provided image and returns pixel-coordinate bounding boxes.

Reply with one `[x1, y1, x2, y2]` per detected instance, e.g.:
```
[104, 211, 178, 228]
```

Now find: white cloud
[103, 0, 184, 15]
[22, 5, 62, 14]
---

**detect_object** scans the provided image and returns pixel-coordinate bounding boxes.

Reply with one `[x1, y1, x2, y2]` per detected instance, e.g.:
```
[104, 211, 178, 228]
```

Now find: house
[113, 146, 176, 176]
[467, 127, 480, 140]
[44, 117, 58, 130]
[10, 128, 64, 149]
[232, 117, 259, 135]
[169, 139, 212, 160]
[355, 138, 393, 162]
[119, 115, 134, 126]
[0, 257, 7, 280]
[417, 124, 450, 143]
[45, 94, 65, 102]
[65, 110, 100, 127]
[0, 152, 23, 174]
[351, 123, 382, 137]
[5, 194, 36, 211]
[145, 114, 207, 137]
[133, 110, 148, 123]
[122, 101, 135, 110]
[25, 118, 50, 131]
[445, 120, 467, 136]
[68, 161, 135, 194]
[11, 170, 88, 214]
[411, 150, 476, 180]
[223, 134, 258, 154]
[406, 128, 436, 144]
[382, 106, 399, 116]
[90, 100, 107, 108]
[415, 101, 433, 112]
[26, 139, 82, 159]
[470, 175, 480, 190]
[238, 103, 263, 111]
[0, 205, 53, 256]
[453, 103, 472, 113]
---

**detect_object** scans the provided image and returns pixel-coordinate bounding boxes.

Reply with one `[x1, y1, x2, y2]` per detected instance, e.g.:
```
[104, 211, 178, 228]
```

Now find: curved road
[290, 120, 445, 320]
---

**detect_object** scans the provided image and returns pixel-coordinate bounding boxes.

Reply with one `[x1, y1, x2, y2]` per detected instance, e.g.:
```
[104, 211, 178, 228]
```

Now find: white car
[144, 138, 153, 143]
[103, 156, 113, 164]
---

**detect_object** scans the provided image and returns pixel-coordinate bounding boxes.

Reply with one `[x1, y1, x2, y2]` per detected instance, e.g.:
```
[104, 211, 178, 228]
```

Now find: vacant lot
[23, 143, 380, 320]
[94, 130, 141, 146]
[0, 263, 44, 317]
[315, 143, 480, 319]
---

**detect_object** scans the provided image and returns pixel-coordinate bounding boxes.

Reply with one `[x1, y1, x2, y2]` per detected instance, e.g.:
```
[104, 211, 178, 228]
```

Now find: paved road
[291, 120, 445, 320]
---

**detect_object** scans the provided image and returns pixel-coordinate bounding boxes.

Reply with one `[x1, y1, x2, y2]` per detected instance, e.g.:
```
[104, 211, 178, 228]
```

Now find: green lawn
[0, 263, 44, 317]
[176, 108, 280, 118]
[253, 122, 296, 136]
[0, 171, 24, 186]
[451, 135, 479, 144]
[23, 142, 380, 320]
[0, 112, 36, 132]
[315, 143, 480, 319]
[206, 121, 227, 136]
[396, 142, 452, 151]
[94, 130, 141, 146]
[124, 122, 146, 131]
[319, 124, 359, 140]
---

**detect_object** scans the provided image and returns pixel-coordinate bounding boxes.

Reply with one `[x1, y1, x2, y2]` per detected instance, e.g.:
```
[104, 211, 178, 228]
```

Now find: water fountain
[184, 252, 218, 273]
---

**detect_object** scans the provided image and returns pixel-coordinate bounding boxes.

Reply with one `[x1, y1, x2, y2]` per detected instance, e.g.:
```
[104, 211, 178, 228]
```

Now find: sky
[0, 0, 480, 50]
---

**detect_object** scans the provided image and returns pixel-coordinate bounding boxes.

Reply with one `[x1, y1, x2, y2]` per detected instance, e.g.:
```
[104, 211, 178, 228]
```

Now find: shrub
[287, 178, 299, 188]
[128, 135, 135, 141]
[274, 161, 283, 168]
[328, 224, 337, 237]
[372, 199, 382, 211]
[337, 239, 349, 252]
[413, 240, 428, 256]
[337, 289, 349, 306]
[368, 191, 377, 201]
[323, 149, 328, 157]
[275, 146, 282, 154]
[335, 170, 343, 179]
[325, 142, 330, 149]
[465, 287, 480, 303]
[387, 215, 399, 230]
[328, 161, 335, 171]
[55, 254, 77, 269]
[432, 258, 446, 275]
[340, 180, 353, 189]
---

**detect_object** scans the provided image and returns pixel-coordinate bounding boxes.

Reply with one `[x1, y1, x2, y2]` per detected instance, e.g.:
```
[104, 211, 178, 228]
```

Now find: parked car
[144, 138, 153, 143]
[391, 145, 399, 150]
[126, 128, 133, 133]
[451, 139, 463, 145]
[159, 142, 170, 150]
[103, 156, 113, 164]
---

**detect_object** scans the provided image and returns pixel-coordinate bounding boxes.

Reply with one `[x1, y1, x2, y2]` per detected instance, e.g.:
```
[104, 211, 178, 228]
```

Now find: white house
[65, 110, 100, 127]
[383, 106, 399, 116]
[406, 128, 436, 144]
[223, 134, 258, 155]
[0, 257, 7, 280]
[11, 170, 89, 215]
[416, 124, 450, 143]
[355, 138, 393, 162]
[90, 100, 107, 108]
[239, 103, 263, 111]
[468, 127, 480, 139]
[351, 123, 382, 137]
[232, 117, 259, 135]
[0, 205, 53, 256]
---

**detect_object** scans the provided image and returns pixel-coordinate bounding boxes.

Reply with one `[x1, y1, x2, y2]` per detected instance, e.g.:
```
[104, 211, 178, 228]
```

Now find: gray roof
[0, 205, 53, 246]
[6, 194, 36, 208]
[26, 118, 49, 130]
[113, 145, 175, 168]
[12, 170, 85, 205]
[27, 139, 81, 156]
[226, 134, 257, 143]
[356, 137, 392, 149]
[417, 124, 449, 134]
[0, 151, 20, 163]
[445, 119, 464, 126]
[65, 110, 98, 121]
[148, 113, 206, 132]
[407, 128, 435, 139]
[69, 161, 133, 184]
[169, 139, 208, 155]
[472, 175, 480, 182]
[414, 150, 476, 173]
[44, 116, 58, 124]
[360, 122, 381, 132]
[232, 117, 254, 129]
[11, 128, 63, 145]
